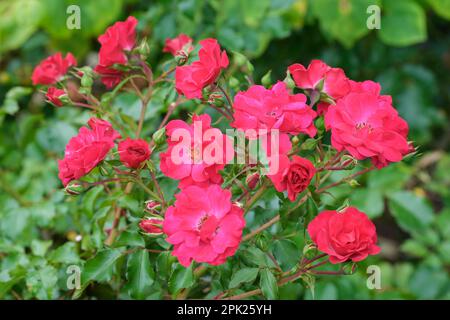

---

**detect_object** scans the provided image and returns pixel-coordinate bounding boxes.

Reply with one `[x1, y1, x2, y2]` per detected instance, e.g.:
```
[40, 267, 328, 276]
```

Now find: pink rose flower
[45, 87, 66, 107]
[159, 114, 233, 189]
[163, 34, 193, 56]
[175, 38, 229, 99]
[118, 138, 151, 169]
[231, 82, 317, 137]
[163, 184, 245, 266]
[324, 80, 410, 168]
[94, 16, 138, 88]
[31, 52, 77, 85]
[58, 118, 121, 186]
[288, 59, 350, 100]
[268, 155, 315, 201]
[307, 207, 381, 264]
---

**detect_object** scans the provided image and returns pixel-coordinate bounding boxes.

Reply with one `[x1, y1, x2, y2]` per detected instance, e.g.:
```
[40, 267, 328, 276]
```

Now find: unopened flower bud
[246, 172, 260, 190]
[64, 181, 85, 195]
[302, 242, 318, 260]
[284, 72, 295, 90]
[81, 73, 94, 89]
[342, 261, 358, 275]
[139, 217, 164, 236]
[339, 155, 358, 170]
[301, 138, 317, 151]
[255, 233, 269, 252]
[348, 179, 360, 187]
[175, 51, 189, 65]
[152, 127, 166, 146]
[207, 92, 224, 106]
[144, 200, 161, 214]
[138, 39, 151, 59]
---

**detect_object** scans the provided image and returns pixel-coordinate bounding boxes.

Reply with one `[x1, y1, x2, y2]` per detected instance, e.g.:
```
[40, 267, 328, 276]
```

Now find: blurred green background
[1, 0, 450, 299]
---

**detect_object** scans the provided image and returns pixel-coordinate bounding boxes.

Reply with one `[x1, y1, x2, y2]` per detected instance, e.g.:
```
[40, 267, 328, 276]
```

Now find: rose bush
[26, 15, 417, 300]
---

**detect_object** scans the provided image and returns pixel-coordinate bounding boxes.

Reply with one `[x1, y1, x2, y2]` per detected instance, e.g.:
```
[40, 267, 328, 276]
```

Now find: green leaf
[114, 230, 145, 248]
[0, 1, 43, 53]
[272, 239, 300, 271]
[31, 239, 52, 257]
[125, 249, 155, 299]
[229, 268, 259, 288]
[428, 0, 450, 20]
[169, 264, 194, 295]
[48, 242, 80, 264]
[259, 269, 278, 299]
[350, 189, 384, 219]
[387, 191, 434, 234]
[75, 248, 124, 297]
[379, 0, 427, 46]
[311, 0, 380, 48]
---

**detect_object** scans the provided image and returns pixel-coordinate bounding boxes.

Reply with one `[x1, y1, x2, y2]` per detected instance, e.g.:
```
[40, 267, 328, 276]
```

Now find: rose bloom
[94, 16, 138, 88]
[288, 59, 350, 100]
[325, 80, 410, 168]
[268, 155, 315, 201]
[231, 82, 317, 138]
[118, 138, 151, 169]
[31, 52, 77, 85]
[159, 114, 233, 189]
[175, 38, 229, 99]
[163, 34, 194, 56]
[58, 118, 121, 186]
[163, 184, 245, 266]
[139, 217, 163, 235]
[307, 207, 381, 264]
[45, 87, 66, 107]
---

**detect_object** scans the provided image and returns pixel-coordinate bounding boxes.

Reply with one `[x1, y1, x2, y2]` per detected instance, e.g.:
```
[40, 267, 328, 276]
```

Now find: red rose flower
[307, 207, 381, 264]
[288, 59, 350, 100]
[159, 114, 233, 189]
[268, 155, 315, 201]
[175, 38, 229, 99]
[94, 16, 138, 88]
[58, 118, 121, 186]
[118, 138, 151, 169]
[163, 184, 245, 266]
[324, 80, 410, 168]
[163, 34, 194, 56]
[139, 217, 164, 236]
[231, 82, 317, 137]
[45, 87, 66, 107]
[31, 52, 77, 85]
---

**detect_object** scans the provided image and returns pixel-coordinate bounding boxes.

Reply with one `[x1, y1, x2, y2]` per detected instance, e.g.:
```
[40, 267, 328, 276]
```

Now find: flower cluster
[31, 15, 415, 276]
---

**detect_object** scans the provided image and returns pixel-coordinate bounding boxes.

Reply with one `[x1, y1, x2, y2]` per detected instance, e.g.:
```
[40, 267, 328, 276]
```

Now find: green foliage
[0, 0, 449, 301]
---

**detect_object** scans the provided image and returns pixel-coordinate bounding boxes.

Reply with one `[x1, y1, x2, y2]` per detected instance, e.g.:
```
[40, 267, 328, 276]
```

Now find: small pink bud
[139, 217, 164, 236]
[144, 200, 161, 214]
[246, 172, 260, 190]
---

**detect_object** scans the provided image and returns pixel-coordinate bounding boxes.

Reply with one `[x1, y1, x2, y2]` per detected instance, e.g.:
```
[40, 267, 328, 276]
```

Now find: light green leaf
[259, 269, 278, 299]
[387, 191, 434, 234]
[379, 0, 427, 46]
[169, 264, 194, 295]
[125, 249, 155, 299]
[229, 268, 259, 288]
[272, 239, 300, 271]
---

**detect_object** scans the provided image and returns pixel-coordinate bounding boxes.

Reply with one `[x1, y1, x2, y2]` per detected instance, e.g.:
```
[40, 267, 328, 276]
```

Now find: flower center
[128, 146, 146, 156]
[197, 215, 219, 241]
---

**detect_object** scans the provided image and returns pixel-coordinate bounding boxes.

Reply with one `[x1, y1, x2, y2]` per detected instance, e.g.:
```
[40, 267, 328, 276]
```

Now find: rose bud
[45, 87, 66, 107]
[144, 200, 161, 214]
[64, 181, 85, 195]
[118, 138, 151, 169]
[246, 172, 260, 190]
[139, 217, 164, 236]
